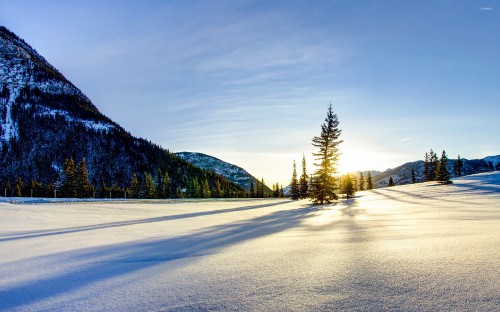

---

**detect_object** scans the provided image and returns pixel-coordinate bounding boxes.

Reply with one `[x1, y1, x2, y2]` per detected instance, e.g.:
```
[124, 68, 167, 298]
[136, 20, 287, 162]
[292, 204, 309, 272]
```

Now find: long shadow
[0, 200, 291, 242]
[0, 203, 320, 310]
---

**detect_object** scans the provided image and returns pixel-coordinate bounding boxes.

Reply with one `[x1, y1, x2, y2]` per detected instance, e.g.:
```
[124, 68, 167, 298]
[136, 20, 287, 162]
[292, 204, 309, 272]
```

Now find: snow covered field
[1, 173, 499, 311]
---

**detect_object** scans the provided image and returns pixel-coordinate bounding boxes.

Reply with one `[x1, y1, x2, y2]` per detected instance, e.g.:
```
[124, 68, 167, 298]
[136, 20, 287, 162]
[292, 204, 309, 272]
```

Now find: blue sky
[2, 0, 499, 186]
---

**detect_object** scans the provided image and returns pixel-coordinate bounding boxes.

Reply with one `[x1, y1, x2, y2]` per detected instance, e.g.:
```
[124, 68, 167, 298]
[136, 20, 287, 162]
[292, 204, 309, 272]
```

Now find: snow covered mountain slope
[0, 172, 498, 311]
[373, 155, 500, 188]
[0, 26, 244, 195]
[176, 152, 271, 192]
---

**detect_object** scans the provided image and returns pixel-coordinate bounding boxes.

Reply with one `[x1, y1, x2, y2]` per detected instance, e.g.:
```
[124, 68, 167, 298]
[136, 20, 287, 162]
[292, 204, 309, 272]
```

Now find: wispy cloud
[401, 135, 424, 142]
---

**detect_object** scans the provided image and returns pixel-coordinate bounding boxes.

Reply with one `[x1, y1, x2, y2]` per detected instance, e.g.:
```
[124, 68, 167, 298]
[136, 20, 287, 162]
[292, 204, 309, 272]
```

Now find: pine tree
[453, 155, 463, 177]
[213, 180, 221, 198]
[163, 171, 171, 198]
[291, 160, 300, 200]
[427, 149, 439, 181]
[129, 173, 140, 198]
[250, 180, 255, 198]
[310, 104, 343, 204]
[202, 178, 211, 198]
[411, 169, 417, 183]
[436, 150, 451, 184]
[143, 172, 156, 199]
[261, 178, 266, 197]
[62, 158, 77, 197]
[76, 158, 92, 198]
[15, 177, 23, 197]
[358, 172, 365, 191]
[156, 168, 165, 198]
[342, 174, 355, 198]
[423, 152, 430, 182]
[388, 176, 395, 187]
[366, 172, 374, 190]
[299, 154, 309, 199]
[280, 185, 284, 198]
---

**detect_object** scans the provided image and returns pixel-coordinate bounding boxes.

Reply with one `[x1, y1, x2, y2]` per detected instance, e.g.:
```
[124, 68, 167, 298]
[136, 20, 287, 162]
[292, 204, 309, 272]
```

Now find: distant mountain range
[372, 155, 500, 188]
[0, 26, 244, 197]
[176, 152, 272, 193]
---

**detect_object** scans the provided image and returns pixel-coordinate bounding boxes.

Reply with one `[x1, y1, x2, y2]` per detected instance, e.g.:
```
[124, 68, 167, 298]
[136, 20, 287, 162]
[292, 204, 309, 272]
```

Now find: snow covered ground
[1, 172, 499, 311]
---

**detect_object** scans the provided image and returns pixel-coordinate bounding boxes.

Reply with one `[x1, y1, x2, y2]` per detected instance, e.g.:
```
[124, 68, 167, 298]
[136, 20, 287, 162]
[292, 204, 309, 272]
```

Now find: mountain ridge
[0, 26, 245, 197]
[175, 152, 272, 193]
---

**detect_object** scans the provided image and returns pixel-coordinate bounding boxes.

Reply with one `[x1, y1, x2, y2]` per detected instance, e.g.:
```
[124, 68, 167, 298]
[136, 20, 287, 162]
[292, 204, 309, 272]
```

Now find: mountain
[175, 152, 272, 193]
[0, 26, 245, 197]
[373, 155, 500, 188]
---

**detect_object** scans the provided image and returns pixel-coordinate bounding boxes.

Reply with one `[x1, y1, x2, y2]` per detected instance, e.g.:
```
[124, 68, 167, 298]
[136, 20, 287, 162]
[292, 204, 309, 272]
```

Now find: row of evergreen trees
[1, 157, 250, 199]
[290, 155, 310, 200]
[423, 149, 454, 184]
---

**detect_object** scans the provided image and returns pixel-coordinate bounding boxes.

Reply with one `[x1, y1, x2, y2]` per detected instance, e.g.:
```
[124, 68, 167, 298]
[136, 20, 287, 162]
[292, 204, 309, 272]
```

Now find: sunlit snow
[0, 172, 499, 311]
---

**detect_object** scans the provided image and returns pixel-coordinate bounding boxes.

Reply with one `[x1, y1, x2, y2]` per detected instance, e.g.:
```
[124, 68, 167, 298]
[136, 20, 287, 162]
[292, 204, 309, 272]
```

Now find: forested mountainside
[176, 152, 272, 193]
[373, 155, 500, 188]
[0, 26, 245, 198]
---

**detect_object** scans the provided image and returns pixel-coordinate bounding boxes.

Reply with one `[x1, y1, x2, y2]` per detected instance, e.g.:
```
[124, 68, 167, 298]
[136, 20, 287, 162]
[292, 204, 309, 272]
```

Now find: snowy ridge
[483, 155, 500, 170]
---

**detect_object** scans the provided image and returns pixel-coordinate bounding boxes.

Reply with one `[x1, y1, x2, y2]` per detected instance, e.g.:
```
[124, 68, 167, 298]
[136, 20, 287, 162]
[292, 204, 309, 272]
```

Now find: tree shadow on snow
[0, 202, 321, 310]
[0, 200, 292, 242]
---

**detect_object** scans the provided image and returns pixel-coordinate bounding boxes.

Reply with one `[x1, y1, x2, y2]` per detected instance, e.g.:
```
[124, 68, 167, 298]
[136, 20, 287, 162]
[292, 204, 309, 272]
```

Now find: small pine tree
[163, 171, 171, 198]
[279, 185, 284, 198]
[62, 158, 77, 198]
[76, 158, 92, 198]
[428, 149, 439, 181]
[366, 172, 374, 190]
[299, 154, 309, 199]
[250, 180, 255, 198]
[156, 169, 165, 198]
[358, 172, 365, 191]
[129, 173, 140, 198]
[291, 160, 300, 200]
[423, 152, 430, 182]
[453, 155, 463, 177]
[202, 178, 211, 198]
[388, 176, 395, 187]
[411, 169, 417, 183]
[15, 177, 23, 197]
[259, 178, 265, 197]
[143, 172, 157, 199]
[436, 150, 451, 184]
[342, 174, 355, 198]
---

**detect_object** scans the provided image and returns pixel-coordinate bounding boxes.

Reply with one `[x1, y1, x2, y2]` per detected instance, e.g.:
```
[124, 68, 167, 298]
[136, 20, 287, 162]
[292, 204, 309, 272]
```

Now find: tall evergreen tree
[279, 185, 284, 198]
[411, 169, 417, 183]
[310, 104, 343, 204]
[290, 160, 300, 200]
[388, 176, 395, 187]
[366, 172, 374, 190]
[299, 154, 309, 199]
[436, 150, 451, 184]
[358, 172, 365, 191]
[453, 155, 463, 177]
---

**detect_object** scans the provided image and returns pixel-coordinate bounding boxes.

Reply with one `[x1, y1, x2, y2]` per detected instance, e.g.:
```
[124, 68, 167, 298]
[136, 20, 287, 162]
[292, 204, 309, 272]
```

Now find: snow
[0, 172, 499, 311]
[484, 155, 500, 170]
